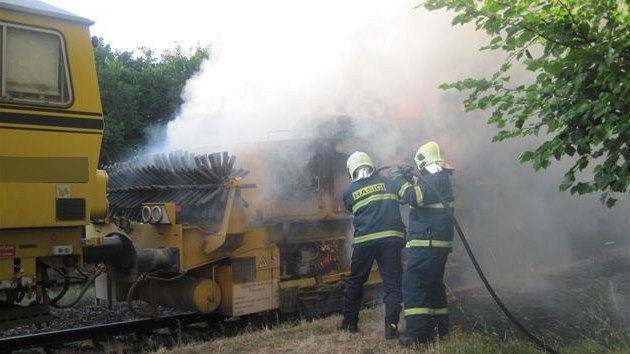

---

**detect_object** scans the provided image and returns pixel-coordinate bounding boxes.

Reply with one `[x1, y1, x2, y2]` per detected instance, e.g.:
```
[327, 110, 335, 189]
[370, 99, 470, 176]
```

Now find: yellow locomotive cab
[0, 0, 106, 324]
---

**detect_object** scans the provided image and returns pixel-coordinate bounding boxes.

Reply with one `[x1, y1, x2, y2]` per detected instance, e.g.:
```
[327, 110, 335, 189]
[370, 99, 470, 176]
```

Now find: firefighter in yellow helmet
[338, 151, 406, 340]
[394, 141, 455, 346]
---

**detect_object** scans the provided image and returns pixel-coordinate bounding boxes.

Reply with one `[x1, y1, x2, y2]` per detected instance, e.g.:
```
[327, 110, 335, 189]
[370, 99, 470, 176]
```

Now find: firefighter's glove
[393, 164, 416, 183]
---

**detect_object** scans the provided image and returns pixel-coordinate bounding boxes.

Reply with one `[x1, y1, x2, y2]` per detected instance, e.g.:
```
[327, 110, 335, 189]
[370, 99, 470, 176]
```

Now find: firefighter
[394, 141, 455, 347]
[338, 151, 406, 340]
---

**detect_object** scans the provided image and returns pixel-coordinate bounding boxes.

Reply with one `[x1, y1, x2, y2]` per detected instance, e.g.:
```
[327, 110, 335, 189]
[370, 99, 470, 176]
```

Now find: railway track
[0, 312, 219, 353]
[4, 248, 627, 353]
[0, 292, 374, 353]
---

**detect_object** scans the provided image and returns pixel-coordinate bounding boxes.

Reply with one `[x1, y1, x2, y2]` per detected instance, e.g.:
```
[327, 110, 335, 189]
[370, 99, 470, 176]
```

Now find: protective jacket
[398, 169, 454, 245]
[343, 173, 406, 248]
[395, 167, 454, 342]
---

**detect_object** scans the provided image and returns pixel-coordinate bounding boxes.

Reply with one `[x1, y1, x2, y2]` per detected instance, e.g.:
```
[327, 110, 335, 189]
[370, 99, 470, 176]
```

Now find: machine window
[0, 23, 71, 106]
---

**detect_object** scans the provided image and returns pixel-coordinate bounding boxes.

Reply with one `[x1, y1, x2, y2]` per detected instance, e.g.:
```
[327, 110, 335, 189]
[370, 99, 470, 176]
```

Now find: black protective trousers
[402, 247, 450, 341]
[342, 241, 403, 327]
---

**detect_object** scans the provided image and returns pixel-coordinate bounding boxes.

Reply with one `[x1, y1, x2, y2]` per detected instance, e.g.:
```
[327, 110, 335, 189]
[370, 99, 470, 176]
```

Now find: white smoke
[164, 0, 494, 155]
[164, 0, 630, 287]
[45, 0, 630, 332]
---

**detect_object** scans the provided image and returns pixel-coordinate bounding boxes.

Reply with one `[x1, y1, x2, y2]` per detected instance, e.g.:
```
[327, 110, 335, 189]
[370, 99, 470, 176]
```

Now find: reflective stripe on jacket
[343, 173, 406, 248]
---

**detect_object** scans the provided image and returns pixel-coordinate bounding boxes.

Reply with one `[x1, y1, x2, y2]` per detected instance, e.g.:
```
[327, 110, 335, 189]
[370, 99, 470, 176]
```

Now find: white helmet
[414, 141, 444, 170]
[346, 151, 374, 181]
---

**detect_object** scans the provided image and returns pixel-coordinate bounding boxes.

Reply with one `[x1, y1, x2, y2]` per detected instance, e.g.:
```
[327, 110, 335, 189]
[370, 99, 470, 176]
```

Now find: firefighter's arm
[394, 175, 424, 207]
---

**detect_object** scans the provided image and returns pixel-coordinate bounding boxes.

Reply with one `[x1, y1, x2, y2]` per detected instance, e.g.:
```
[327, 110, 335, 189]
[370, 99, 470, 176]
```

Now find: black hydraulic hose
[39, 265, 69, 304]
[53, 267, 88, 281]
[412, 170, 560, 354]
[74, 267, 90, 280]
[49, 265, 105, 309]
[145, 272, 186, 282]
[48, 273, 70, 305]
[127, 273, 156, 318]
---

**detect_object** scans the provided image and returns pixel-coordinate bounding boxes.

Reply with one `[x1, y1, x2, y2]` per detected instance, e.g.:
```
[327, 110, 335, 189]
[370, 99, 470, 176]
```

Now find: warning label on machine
[0, 245, 15, 257]
[233, 279, 279, 316]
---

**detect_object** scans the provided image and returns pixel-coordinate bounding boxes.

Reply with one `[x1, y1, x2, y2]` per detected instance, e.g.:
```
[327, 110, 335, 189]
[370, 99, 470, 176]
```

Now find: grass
[149, 305, 630, 354]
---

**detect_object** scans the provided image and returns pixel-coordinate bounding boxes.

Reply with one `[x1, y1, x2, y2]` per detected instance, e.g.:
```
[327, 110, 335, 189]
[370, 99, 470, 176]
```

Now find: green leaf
[572, 182, 594, 195]
[606, 197, 617, 208]
[424, 0, 630, 208]
[519, 150, 535, 162]
[559, 171, 575, 191]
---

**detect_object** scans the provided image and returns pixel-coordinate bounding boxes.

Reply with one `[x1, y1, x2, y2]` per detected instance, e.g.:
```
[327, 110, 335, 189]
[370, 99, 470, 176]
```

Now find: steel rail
[0, 312, 213, 352]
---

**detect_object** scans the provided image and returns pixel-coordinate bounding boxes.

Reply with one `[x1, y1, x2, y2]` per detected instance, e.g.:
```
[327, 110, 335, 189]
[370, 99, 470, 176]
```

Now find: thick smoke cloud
[163, 0, 630, 293]
[165, 1, 493, 154]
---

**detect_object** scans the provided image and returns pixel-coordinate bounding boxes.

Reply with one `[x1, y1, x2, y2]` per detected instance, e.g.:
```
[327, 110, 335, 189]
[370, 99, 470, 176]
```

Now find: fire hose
[390, 166, 560, 354]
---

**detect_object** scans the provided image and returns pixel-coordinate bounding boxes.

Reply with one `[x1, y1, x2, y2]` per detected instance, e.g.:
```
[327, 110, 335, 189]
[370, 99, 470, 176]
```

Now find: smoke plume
[163, 0, 630, 300]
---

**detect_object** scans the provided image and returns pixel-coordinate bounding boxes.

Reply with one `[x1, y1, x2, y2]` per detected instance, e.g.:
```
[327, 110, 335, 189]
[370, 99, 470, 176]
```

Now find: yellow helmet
[414, 141, 443, 170]
[346, 151, 374, 180]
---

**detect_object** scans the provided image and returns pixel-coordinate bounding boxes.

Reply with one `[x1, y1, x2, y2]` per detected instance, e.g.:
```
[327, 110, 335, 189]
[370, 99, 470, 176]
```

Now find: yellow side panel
[20, 258, 36, 277]
[0, 156, 88, 183]
[124, 223, 184, 250]
[216, 245, 280, 317]
[0, 227, 83, 281]
[232, 278, 280, 317]
[0, 259, 12, 281]
[0, 132, 102, 228]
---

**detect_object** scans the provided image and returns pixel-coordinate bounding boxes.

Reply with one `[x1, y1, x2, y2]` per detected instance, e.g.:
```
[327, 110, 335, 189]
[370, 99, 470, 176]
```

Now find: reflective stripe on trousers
[355, 230, 405, 245]
[404, 307, 449, 316]
[416, 201, 454, 208]
[406, 239, 452, 248]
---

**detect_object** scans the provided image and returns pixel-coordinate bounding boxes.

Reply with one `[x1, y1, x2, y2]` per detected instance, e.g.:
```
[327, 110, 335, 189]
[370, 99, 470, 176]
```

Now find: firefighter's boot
[385, 323, 399, 340]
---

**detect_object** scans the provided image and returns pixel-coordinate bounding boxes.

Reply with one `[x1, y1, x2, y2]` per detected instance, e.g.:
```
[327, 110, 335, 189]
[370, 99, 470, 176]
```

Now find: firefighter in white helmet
[338, 151, 406, 340]
[394, 141, 455, 347]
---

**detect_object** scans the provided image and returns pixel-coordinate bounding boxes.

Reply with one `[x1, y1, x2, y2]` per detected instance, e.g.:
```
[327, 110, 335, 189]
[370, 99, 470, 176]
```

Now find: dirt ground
[446, 246, 630, 346]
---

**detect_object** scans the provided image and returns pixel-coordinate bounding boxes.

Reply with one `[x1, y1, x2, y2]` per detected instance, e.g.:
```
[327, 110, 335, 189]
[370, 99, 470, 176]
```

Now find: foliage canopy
[423, 0, 630, 207]
[92, 38, 208, 164]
